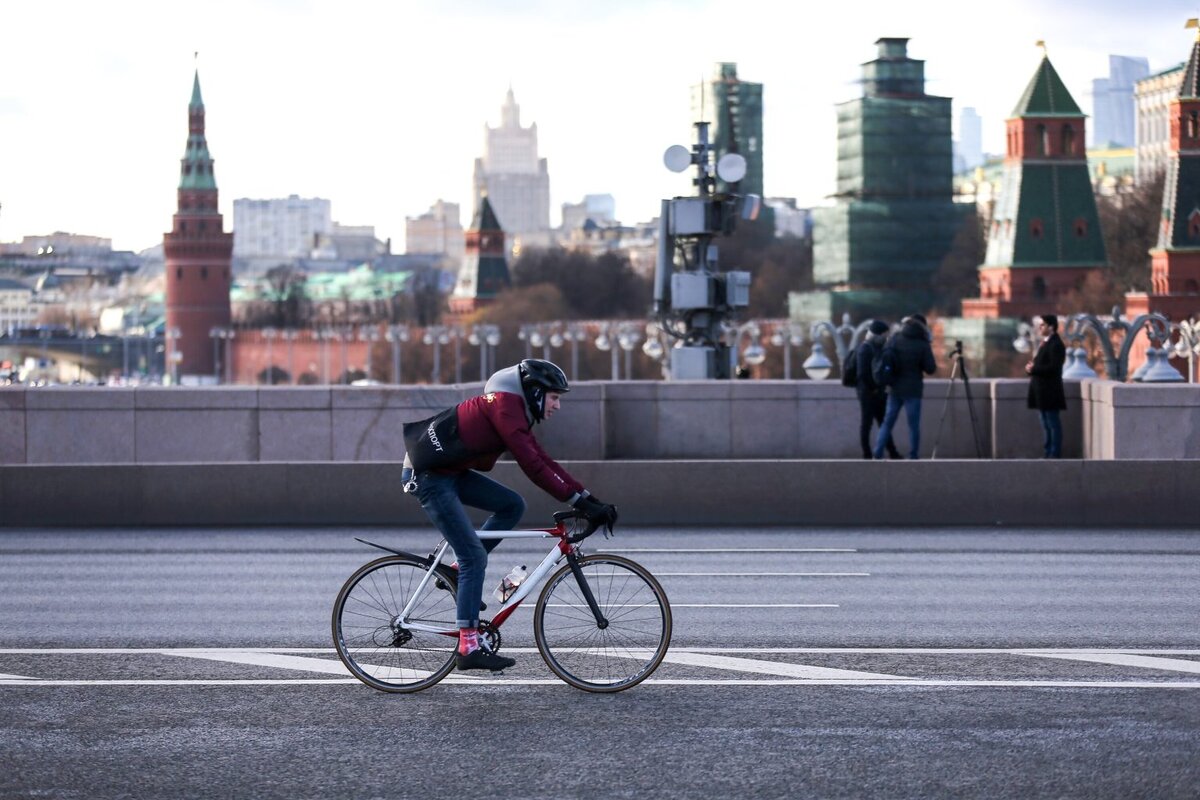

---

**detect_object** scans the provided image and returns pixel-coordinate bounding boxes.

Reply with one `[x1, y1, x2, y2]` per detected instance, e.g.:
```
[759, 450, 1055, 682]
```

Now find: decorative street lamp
[386, 324, 409, 384]
[616, 323, 643, 380]
[1064, 308, 1170, 382]
[769, 322, 805, 380]
[804, 314, 875, 380]
[358, 325, 382, 383]
[594, 323, 620, 381]
[468, 324, 500, 381]
[726, 321, 764, 375]
[280, 329, 299, 385]
[165, 327, 182, 386]
[262, 327, 277, 384]
[1168, 318, 1200, 383]
[422, 325, 454, 383]
[562, 323, 588, 380]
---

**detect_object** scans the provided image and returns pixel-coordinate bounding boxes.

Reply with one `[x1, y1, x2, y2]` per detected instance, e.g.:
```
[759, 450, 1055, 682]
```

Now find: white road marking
[2, 648, 1199, 655]
[2, 678, 1198, 688]
[0, 672, 36, 680]
[669, 604, 839, 608]
[607, 548, 857, 553]
[654, 572, 870, 577]
[163, 650, 489, 684]
[657, 651, 913, 680]
[1019, 652, 1200, 675]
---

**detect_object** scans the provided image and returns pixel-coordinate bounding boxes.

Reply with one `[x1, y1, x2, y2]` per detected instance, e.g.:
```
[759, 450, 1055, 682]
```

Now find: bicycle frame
[396, 520, 582, 635]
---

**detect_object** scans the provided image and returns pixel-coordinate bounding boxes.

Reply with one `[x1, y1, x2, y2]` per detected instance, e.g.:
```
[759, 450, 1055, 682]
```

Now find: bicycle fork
[566, 551, 609, 629]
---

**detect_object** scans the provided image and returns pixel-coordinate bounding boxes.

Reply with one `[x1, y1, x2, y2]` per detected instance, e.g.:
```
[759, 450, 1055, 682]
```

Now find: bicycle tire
[332, 555, 459, 693]
[534, 554, 671, 692]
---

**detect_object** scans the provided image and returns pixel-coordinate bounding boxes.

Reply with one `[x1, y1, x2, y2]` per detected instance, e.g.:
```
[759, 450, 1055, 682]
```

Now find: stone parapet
[0, 378, 1197, 464]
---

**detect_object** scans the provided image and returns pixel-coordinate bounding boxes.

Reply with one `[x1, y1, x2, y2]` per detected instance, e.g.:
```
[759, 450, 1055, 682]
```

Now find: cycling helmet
[519, 359, 569, 423]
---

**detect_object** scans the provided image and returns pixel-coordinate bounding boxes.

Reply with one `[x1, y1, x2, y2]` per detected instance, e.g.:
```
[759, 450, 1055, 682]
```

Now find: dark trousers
[413, 469, 526, 628]
[1039, 410, 1063, 458]
[859, 391, 898, 458]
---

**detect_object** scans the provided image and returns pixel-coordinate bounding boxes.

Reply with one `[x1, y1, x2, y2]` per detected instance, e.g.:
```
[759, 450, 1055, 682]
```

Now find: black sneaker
[456, 649, 516, 672]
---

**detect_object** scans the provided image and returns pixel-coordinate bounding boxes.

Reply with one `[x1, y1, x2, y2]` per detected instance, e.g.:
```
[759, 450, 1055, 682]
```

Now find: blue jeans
[875, 394, 923, 460]
[412, 470, 526, 628]
[1039, 410, 1062, 458]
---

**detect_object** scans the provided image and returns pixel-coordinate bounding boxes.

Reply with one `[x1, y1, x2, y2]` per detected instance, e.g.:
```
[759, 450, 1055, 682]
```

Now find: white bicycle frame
[397, 529, 573, 635]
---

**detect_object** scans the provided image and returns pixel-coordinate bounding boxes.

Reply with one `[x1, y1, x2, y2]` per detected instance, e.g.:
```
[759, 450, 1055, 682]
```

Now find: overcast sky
[0, 0, 1196, 252]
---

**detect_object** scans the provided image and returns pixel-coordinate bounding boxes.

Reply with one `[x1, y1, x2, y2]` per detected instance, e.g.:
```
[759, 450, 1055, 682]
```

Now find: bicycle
[331, 510, 672, 693]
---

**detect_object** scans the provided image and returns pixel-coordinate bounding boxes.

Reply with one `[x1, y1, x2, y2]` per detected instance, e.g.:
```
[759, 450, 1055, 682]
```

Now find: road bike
[332, 510, 672, 693]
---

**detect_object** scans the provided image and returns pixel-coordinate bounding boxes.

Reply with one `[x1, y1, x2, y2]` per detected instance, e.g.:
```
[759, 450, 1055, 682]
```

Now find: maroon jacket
[444, 391, 584, 503]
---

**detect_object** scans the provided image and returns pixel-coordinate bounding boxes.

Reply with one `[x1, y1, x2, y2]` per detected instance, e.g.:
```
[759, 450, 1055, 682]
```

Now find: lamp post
[594, 323, 620, 381]
[165, 327, 182, 386]
[358, 325, 382, 382]
[1168, 318, 1200, 383]
[319, 328, 333, 384]
[769, 323, 804, 380]
[423, 325, 453, 383]
[617, 323, 643, 380]
[563, 323, 588, 380]
[726, 321, 765, 376]
[223, 328, 236, 384]
[642, 323, 666, 369]
[1064, 308, 1170, 382]
[386, 324, 409, 384]
[805, 314, 874, 380]
[281, 329, 298, 385]
[209, 327, 224, 383]
[262, 327, 277, 384]
[468, 324, 500, 381]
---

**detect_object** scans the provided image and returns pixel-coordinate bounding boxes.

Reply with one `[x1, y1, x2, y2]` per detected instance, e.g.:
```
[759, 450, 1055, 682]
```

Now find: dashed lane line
[0, 672, 36, 680]
[3, 679, 1200, 688]
[656, 652, 912, 680]
[1019, 652, 1200, 675]
[606, 548, 857, 553]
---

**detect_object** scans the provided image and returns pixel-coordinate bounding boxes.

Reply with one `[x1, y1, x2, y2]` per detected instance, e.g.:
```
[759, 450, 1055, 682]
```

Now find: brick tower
[448, 194, 510, 315]
[962, 52, 1107, 319]
[1125, 26, 1200, 324]
[164, 70, 233, 379]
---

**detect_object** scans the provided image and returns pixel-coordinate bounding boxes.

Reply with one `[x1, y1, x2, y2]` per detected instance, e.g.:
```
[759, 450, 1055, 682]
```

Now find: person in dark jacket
[873, 314, 937, 460]
[1025, 314, 1067, 458]
[400, 359, 617, 672]
[855, 320, 901, 459]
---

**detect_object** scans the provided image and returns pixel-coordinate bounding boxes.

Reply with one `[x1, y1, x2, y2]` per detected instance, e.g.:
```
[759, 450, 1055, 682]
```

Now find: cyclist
[401, 359, 618, 672]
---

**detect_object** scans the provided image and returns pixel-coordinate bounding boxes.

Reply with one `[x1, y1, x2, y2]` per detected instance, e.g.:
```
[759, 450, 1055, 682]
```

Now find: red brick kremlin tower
[164, 70, 233, 379]
[961, 51, 1107, 319]
[448, 194, 510, 314]
[1125, 25, 1200, 326]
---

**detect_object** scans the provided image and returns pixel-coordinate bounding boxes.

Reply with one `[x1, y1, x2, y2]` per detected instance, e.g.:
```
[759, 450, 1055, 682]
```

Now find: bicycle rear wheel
[332, 555, 458, 693]
[534, 554, 671, 692]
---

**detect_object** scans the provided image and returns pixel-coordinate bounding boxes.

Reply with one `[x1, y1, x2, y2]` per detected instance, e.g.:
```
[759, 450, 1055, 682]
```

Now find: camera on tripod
[948, 340, 965, 360]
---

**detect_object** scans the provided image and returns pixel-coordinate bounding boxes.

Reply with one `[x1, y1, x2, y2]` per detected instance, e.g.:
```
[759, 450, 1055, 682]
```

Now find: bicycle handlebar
[554, 509, 615, 543]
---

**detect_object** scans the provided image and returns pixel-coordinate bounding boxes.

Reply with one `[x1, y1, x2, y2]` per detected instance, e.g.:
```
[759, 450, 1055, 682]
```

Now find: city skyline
[0, 0, 1195, 253]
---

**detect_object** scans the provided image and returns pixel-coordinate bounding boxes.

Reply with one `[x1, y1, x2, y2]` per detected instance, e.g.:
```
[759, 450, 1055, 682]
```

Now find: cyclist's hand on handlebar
[574, 495, 619, 535]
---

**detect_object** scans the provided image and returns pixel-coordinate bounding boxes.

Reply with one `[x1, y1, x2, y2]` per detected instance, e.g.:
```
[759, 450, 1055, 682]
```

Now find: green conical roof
[190, 70, 204, 108]
[1011, 56, 1082, 117]
[472, 194, 503, 232]
[1181, 38, 1200, 99]
[179, 71, 216, 190]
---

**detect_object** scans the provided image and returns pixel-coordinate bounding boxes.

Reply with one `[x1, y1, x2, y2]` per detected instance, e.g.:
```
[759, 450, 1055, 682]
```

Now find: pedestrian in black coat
[1025, 314, 1067, 458]
[854, 320, 901, 459]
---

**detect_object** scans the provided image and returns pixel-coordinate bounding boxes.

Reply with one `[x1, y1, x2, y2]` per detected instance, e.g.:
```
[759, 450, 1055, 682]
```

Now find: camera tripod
[931, 340, 985, 459]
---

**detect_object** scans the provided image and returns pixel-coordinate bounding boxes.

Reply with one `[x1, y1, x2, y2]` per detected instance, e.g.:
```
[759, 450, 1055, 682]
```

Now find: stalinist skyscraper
[472, 88, 551, 252]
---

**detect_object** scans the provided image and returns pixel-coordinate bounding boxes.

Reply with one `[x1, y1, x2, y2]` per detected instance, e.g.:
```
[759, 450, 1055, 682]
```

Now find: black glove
[574, 495, 619, 530]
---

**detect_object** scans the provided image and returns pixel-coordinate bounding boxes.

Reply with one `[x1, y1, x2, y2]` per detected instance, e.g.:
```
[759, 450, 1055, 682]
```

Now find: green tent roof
[1011, 56, 1082, 118]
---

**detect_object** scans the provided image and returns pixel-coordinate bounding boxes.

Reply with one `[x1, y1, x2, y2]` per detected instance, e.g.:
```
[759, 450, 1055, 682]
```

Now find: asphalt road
[1, 526, 1198, 799]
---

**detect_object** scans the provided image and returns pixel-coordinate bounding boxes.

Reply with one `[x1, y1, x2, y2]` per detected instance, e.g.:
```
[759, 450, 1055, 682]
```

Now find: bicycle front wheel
[332, 555, 458, 693]
[534, 554, 671, 692]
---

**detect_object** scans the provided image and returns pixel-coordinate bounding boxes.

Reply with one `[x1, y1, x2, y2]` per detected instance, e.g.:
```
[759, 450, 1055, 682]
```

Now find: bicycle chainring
[478, 621, 501, 653]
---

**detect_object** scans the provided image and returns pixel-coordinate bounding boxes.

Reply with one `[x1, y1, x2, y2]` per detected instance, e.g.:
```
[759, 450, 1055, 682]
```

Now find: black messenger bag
[401, 407, 472, 472]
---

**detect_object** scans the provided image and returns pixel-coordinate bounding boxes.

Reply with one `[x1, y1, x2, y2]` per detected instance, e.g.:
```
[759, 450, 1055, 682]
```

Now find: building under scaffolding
[791, 38, 971, 323]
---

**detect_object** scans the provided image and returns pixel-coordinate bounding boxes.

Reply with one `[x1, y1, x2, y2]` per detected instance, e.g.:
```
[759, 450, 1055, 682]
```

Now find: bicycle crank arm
[566, 552, 609, 629]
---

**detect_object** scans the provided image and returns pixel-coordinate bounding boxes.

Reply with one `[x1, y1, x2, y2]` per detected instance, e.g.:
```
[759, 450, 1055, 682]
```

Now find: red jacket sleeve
[487, 393, 584, 502]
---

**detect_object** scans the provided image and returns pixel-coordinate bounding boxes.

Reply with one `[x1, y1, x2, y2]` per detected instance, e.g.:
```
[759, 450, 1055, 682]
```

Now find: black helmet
[519, 359, 569, 423]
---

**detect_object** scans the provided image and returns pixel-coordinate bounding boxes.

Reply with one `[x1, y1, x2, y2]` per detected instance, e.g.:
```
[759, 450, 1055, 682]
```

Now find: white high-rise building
[956, 107, 983, 171]
[472, 89, 551, 251]
[233, 195, 332, 260]
[1135, 64, 1185, 183]
[1093, 55, 1150, 147]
